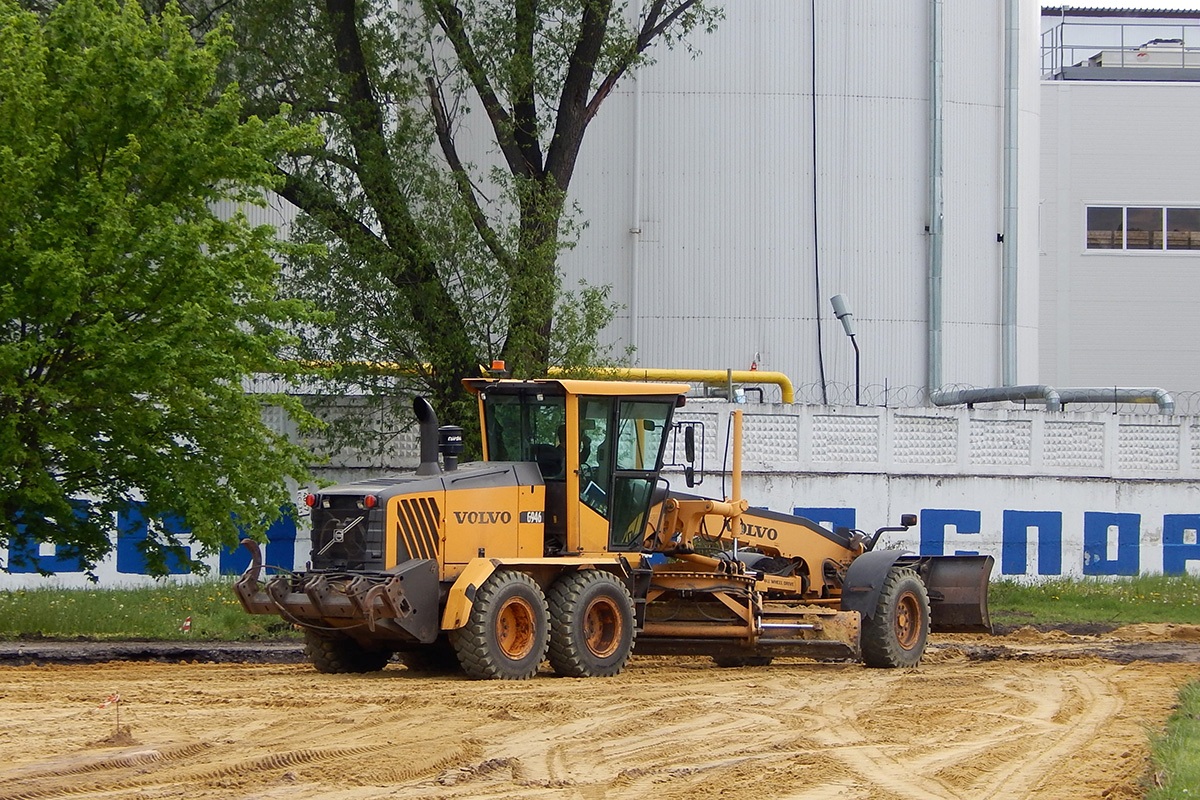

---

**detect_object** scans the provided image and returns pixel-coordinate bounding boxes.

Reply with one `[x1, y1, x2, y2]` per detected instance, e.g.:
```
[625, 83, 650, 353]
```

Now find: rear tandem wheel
[547, 570, 636, 678]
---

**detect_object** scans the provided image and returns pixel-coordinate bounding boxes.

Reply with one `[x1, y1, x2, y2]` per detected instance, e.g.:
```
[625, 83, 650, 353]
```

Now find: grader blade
[914, 554, 995, 633]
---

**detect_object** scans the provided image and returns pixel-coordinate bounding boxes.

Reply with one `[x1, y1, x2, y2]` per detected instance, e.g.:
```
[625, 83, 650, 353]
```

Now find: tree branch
[510, 0, 543, 175]
[426, 77, 517, 275]
[583, 0, 702, 128]
[274, 168, 393, 266]
[324, 0, 415, 254]
[429, 0, 533, 178]
[544, 0, 612, 189]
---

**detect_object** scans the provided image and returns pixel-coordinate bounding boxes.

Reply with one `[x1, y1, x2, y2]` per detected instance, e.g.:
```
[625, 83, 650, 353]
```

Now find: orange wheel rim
[894, 591, 922, 649]
[496, 596, 536, 660]
[583, 596, 623, 659]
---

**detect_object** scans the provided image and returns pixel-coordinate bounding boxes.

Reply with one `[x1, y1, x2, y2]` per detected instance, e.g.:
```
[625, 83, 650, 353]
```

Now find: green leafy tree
[213, 0, 719, 441]
[0, 0, 318, 575]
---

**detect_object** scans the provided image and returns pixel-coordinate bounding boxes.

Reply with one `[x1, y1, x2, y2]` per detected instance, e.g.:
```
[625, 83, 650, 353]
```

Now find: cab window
[482, 392, 566, 479]
[578, 396, 614, 517]
[614, 401, 672, 471]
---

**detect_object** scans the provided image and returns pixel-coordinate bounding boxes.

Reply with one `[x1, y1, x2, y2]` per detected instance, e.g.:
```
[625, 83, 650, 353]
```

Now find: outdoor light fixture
[830, 294, 862, 406]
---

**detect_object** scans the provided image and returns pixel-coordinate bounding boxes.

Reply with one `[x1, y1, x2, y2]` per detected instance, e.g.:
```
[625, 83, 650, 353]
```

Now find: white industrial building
[558, 0, 1044, 405]
[244, 2, 1200, 411]
[1040, 5, 1200, 405]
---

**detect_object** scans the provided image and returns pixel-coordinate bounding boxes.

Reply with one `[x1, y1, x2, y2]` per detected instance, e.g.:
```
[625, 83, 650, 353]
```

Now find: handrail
[293, 360, 797, 404]
[563, 367, 795, 404]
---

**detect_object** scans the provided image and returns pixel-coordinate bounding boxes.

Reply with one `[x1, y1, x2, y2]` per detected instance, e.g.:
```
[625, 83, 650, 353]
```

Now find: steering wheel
[579, 463, 597, 486]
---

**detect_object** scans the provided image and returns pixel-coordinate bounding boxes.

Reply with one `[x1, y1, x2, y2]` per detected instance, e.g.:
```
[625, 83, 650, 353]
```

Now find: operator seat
[532, 443, 565, 479]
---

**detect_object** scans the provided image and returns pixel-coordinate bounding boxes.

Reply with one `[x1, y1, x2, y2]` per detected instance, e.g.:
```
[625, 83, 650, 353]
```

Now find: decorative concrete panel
[260, 405, 290, 436]
[743, 414, 802, 463]
[1044, 421, 1105, 468]
[1194, 424, 1200, 470]
[970, 419, 1032, 466]
[1118, 424, 1180, 472]
[894, 415, 957, 465]
[396, 428, 421, 462]
[813, 415, 880, 463]
[672, 411, 723, 466]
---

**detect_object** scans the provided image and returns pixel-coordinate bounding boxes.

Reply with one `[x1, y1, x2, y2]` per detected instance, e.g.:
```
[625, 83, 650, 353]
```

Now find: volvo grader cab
[235, 377, 993, 679]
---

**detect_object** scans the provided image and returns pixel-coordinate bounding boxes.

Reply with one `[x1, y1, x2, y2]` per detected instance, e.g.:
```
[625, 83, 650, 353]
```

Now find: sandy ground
[1, 626, 1199, 800]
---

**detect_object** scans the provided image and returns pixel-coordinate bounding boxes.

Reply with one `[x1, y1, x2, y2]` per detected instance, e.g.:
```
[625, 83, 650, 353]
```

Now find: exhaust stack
[413, 397, 441, 476]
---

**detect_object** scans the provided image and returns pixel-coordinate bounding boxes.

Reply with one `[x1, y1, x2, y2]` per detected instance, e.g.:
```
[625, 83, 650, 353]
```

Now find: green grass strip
[0, 579, 298, 641]
[990, 574, 1200, 628]
[5, 572, 1200, 641]
[1146, 681, 1200, 799]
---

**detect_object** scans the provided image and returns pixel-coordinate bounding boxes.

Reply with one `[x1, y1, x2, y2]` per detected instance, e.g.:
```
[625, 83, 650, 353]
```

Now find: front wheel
[450, 570, 549, 680]
[861, 566, 930, 668]
[547, 570, 635, 677]
[303, 630, 392, 673]
[396, 637, 462, 674]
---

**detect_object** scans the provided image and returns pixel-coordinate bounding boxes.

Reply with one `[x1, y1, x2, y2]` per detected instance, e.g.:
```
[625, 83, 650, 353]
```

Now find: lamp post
[830, 294, 861, 406]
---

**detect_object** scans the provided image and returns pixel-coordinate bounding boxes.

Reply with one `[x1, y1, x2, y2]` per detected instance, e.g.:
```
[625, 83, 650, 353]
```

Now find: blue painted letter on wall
[219, 514, 298, 575]
[117, 503, 192, 575]
[1083, 512, 1140, 576]
[920, 509, 981, 556]
[1002, 510, 1063, 576]
[793, 507, 856, 533]
[1163, 514, 1200, 576]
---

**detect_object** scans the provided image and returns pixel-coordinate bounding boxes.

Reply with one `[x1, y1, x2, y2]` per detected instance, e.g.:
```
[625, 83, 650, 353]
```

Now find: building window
[1127, 207, 1163, 249]
[1086, 206, 1122, 249]
[1168, 208, 1200, 250]
[1087, 205, 1200, 251]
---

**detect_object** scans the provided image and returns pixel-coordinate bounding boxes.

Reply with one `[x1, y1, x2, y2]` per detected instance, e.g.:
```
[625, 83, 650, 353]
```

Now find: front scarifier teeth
[233, 539, 275, 615]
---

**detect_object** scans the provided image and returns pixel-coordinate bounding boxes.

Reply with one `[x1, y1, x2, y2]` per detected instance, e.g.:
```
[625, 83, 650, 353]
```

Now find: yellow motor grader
[235, 376, 992, 679]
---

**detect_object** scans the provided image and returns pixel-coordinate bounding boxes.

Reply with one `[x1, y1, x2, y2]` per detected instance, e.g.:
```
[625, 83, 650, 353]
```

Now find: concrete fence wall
[5, 402, 1200, 587]
[673, 403, 1200, 581]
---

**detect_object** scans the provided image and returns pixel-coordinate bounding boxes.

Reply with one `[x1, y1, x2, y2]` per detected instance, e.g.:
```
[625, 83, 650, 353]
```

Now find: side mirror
[900, 513, 917, 528]
[685, 465, 696, 488]
[684, 426, 695, 462]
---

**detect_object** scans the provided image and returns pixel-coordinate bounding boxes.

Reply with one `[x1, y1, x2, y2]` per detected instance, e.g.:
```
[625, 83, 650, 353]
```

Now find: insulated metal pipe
[298, 361, 799, 404]
[1002, 0, 1020, 385]
[629, 0, 644, 354]
[927, 0, 945, 394]
[931, 385, 1062, 412]
[1056, 388, 1175, 414]
[930, 385, 1177, 414]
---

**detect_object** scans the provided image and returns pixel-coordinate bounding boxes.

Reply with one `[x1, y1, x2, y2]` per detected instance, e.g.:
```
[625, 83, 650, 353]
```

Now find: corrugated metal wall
[561, 0, 1041, 403]
[1040, 80, 1200, 392]
[213, 195, 297, 234]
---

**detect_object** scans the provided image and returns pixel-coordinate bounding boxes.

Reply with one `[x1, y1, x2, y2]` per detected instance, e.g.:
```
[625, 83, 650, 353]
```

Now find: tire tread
[449, 570, 549, 680]
[547, 570, 635, 678]
[304, 630, 391, 673]
[860, 567, 930, 669]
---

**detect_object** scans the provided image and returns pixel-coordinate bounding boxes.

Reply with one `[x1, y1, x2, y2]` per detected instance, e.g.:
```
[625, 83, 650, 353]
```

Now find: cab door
[607, 400, 674, 551]
[574, 396, 674, 553]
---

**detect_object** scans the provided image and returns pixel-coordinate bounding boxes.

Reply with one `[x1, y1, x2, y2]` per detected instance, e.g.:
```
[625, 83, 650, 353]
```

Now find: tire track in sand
[790, 662, 1133, 799]
[0, 652, 1191, 799]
